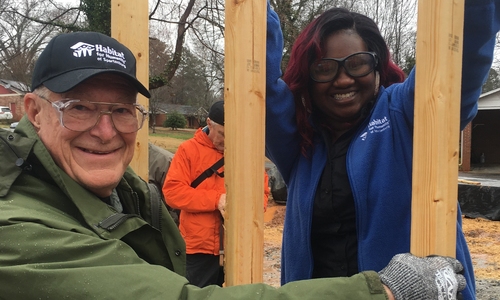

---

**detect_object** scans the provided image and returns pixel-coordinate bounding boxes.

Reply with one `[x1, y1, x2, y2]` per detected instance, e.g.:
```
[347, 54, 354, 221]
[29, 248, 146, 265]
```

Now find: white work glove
[217, 194, 226, 218]
[378, 253, 466, 300]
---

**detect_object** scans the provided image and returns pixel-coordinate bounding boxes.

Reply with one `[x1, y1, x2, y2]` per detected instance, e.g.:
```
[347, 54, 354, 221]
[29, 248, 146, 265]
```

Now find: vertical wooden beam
[224, 0, 267, 285]
[111, 0, 149, 180]
[411, 0, 465, 257]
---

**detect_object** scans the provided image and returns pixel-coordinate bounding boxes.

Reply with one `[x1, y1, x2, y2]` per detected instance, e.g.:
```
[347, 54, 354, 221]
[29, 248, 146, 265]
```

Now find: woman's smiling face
[311, 29, 377, 126]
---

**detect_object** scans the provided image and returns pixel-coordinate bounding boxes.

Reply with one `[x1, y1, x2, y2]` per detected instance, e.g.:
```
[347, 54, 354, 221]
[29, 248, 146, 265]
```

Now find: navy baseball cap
[208, 100, 224, 125]
[31, 31, 150, 98]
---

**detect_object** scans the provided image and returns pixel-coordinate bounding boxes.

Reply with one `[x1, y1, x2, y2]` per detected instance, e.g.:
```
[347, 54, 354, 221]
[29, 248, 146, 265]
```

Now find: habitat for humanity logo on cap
[31, 31, 150, 98]
[70, 41, 127, 69]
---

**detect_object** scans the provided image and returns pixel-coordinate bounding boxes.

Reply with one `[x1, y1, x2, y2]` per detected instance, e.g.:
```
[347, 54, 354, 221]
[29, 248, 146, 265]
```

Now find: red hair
[283, 8, 405, 156]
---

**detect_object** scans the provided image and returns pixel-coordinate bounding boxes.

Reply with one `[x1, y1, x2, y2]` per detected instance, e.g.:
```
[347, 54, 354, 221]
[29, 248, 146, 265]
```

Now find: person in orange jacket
[163, 100, 270, 288]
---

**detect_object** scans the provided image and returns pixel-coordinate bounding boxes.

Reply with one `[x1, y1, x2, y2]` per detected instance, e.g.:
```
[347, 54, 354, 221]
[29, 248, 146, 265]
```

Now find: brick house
[149, 103, 208, 129]
[0, 79, 27, 122]
[461, 88, 500, 171]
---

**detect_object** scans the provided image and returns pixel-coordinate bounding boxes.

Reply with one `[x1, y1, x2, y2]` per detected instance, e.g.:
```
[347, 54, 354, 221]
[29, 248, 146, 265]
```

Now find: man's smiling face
[31, 74, 138, 197]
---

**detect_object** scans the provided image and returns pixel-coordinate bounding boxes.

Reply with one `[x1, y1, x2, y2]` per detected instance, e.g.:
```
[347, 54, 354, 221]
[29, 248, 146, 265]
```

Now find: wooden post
[224, 0, 267, 285]
[111, 0, 149, 180]
[411, 0, 465, 257]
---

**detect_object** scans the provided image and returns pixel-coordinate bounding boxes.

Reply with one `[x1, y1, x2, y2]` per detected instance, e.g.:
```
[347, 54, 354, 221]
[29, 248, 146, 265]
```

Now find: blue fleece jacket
[265, 1, 500, 299]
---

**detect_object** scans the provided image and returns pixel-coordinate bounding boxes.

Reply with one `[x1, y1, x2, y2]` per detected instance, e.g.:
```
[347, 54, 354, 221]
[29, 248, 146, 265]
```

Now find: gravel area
[476, 279, 500, 299]
[264, 203, 500, 299]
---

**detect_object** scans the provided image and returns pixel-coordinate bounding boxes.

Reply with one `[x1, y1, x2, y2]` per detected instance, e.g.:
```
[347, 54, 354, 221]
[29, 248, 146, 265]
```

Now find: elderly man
[0, 31, 465, 299]
[163, 100, 270, 288]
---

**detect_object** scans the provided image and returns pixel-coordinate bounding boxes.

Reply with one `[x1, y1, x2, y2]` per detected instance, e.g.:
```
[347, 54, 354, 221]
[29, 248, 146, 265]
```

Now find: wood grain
[224, 0, 267, 285]
[411, 0, 465, 257]
[111, 0, 150, 180]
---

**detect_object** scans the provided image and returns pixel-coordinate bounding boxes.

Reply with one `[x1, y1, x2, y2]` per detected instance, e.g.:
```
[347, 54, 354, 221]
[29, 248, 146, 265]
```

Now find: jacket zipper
[98, 213, 135, 231]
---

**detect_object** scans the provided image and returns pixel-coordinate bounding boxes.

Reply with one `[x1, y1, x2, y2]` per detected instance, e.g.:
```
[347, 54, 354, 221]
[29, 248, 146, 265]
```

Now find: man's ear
[24, 93, 42, 130]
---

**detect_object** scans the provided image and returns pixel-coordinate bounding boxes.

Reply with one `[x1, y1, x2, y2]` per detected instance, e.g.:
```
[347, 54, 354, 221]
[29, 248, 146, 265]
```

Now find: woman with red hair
[265, 2, 499, 300]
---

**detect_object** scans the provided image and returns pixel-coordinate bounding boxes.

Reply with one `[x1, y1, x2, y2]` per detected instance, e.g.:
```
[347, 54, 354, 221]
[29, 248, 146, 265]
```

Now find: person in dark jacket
[0, 30, 465, 299]
[149, 142, 179, 224]
[149, 142, 174, 190]
[265, 1, 500, 299]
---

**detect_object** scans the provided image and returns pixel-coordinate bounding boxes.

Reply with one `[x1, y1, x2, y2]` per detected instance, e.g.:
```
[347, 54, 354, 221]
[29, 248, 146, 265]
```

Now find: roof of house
[155, 103, 208, 116]
[479, 88, 500, 110]
[0, 79, 29, 95]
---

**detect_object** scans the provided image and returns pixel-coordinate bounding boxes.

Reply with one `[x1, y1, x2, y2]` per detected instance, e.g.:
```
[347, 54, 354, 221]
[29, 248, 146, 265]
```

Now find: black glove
[378, 253, 466, 300]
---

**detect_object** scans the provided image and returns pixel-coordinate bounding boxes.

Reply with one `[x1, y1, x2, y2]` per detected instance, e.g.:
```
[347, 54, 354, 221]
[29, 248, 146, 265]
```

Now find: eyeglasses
[310, 51, 378, 83]
[36, 94, 148, 133]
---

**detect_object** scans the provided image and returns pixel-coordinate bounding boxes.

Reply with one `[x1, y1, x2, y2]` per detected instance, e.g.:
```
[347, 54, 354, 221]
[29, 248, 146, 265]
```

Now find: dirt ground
[262, 202, 285, 287]
[263, 201, 500, 298]
[150, 130, 500, 297]
[463, 216, 500, 280]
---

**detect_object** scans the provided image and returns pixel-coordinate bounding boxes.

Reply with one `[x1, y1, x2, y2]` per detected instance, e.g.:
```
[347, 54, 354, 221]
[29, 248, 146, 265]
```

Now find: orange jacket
[163, 128, 269, 255]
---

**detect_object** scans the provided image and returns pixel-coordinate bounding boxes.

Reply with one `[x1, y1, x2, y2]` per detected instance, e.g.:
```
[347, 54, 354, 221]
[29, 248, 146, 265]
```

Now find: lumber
[111, 0, 150, 180]
[458, 179, 481, 186]
[411, 0, 465, 257]
[224, 0, 267, 285]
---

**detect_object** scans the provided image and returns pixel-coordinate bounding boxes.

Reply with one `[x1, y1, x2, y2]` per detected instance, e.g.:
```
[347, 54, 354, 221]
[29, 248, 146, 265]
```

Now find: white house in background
[479, 87, 500, 109]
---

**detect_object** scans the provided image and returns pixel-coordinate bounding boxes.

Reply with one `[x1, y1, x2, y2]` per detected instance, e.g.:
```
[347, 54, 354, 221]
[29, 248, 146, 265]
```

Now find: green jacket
[0, 117, 388, 300]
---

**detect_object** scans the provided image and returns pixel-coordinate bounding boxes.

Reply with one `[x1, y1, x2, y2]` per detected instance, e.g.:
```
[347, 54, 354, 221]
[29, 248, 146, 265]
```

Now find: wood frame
[109, 0, 466, 283]
[411, 0, 465, 257]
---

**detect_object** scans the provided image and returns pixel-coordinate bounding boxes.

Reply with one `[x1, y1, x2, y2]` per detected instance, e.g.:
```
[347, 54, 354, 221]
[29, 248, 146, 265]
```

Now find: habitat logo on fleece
[359, 116, 391, 141]
[368, 116, 390, 133]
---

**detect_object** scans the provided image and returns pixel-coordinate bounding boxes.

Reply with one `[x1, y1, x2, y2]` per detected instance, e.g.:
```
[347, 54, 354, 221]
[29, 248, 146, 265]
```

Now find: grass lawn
[148, 127, 196, 153]
[149, 128, 195, 141]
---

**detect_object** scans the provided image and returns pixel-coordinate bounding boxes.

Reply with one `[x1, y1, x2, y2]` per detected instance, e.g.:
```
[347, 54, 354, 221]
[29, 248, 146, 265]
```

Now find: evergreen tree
[163, 111, 187, 130]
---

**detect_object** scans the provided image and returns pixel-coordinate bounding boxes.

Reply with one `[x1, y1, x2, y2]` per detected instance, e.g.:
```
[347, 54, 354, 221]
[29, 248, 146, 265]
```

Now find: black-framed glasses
[36, 94, 148, 134]
[310, 51, 378, 83]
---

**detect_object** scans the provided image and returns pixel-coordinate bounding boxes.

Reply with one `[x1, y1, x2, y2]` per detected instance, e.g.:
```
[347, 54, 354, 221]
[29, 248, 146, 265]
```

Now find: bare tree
[266, 0, 417, 72]
[149, 37, 173, 133]
[3, 0, 467, 107]
[149, 0, 198, 89]
[0, 0, 66, 90]
[149, 0, 417, 96]
[359, 0, 417, 68]
[270, 0, 346, 70]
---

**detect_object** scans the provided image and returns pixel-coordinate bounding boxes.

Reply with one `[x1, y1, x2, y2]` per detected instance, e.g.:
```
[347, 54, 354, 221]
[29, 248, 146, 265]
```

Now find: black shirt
[310, 127, 358, 278]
